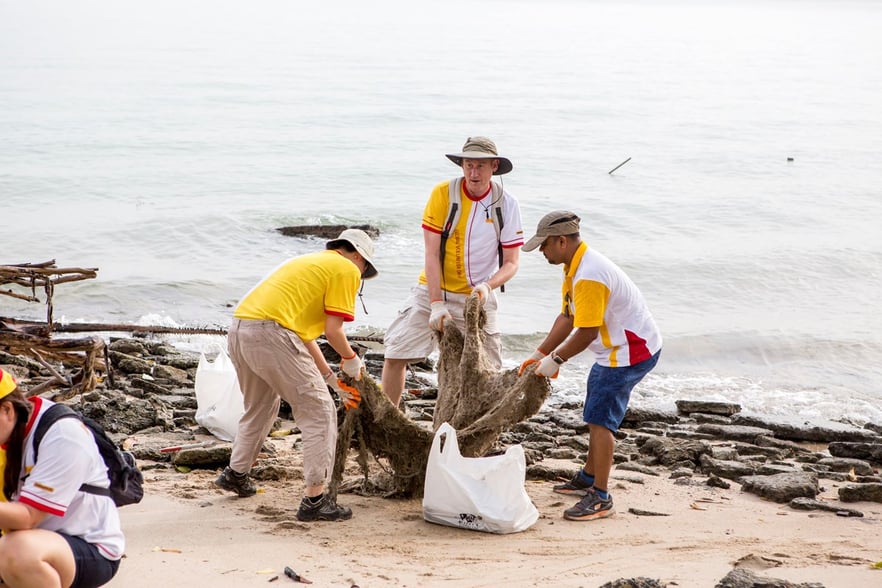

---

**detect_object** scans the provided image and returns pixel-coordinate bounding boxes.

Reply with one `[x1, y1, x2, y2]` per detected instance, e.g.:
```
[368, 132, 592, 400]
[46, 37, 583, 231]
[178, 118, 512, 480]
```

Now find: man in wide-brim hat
[381, 136, 525, 408]
[215, 229, 377, 522]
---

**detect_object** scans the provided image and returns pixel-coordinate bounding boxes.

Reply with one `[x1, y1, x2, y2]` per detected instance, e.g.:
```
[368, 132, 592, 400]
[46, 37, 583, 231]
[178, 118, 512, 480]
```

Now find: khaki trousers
[227, 318, 337, 488]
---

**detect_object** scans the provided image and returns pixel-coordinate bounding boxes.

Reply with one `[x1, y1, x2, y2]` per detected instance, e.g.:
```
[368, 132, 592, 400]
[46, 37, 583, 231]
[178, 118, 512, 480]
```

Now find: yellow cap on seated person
[0, 368, 18, 400]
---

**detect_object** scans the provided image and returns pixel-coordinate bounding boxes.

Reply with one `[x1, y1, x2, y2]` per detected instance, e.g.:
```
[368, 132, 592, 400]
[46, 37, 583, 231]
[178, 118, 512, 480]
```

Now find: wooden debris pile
[331, 293, 551, 498]
[1, 260, 104, 399]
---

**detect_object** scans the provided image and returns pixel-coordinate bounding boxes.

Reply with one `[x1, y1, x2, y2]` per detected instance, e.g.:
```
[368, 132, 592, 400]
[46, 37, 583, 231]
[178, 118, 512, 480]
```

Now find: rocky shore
[2, 336, 881, 587]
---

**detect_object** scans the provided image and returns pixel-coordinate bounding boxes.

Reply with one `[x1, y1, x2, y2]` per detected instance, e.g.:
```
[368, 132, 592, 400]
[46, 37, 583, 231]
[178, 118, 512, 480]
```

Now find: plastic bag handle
[430, 422, 460, 461]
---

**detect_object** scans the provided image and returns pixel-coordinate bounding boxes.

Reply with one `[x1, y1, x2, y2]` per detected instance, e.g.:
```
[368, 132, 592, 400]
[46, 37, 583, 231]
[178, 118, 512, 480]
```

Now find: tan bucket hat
[327, 228, 378, 279]
[445, 136, 513, 175]
[522, 211, 582, 252]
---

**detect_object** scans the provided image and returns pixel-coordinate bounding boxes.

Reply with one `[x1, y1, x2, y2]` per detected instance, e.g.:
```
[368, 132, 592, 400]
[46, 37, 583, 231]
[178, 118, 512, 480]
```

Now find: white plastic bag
[194, 345, 245, 442]
[422, 422, 539, 534]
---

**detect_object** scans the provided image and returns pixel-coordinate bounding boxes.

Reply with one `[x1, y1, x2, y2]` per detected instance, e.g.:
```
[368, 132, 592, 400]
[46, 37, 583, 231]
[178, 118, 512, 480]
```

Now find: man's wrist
[551, 352, 566, 365]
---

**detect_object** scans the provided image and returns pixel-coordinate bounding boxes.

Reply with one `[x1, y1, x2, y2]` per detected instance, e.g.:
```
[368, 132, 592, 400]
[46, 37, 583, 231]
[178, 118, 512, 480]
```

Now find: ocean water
[3, 0, 881, 424]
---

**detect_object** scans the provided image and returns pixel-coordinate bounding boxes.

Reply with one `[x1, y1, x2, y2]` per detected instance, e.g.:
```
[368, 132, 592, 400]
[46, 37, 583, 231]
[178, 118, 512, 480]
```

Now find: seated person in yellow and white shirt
[0, 367, 124, 588]
[381, 136, 525, 408]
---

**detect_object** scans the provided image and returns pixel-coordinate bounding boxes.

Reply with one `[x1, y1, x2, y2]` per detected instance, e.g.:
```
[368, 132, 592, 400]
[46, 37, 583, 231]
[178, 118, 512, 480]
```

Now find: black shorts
[60, 533, 120, 588]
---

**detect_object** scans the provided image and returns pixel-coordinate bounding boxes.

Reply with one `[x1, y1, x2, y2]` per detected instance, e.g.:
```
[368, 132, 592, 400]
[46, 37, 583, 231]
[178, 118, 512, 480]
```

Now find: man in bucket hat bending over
[215, 229, 377, 522]
[518, 211, 661, 522]
[381, 137, 525, 407]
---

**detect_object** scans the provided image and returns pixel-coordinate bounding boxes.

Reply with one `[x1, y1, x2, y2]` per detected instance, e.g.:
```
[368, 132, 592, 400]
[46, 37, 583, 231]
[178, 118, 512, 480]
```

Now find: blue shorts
[583, 350, 661, 432]
[60, 533, 120, 588]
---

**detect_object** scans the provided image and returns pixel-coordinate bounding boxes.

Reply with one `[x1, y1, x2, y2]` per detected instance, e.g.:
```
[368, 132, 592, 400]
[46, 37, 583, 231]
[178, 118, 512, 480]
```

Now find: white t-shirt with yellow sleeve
[419, 179, 524, 294]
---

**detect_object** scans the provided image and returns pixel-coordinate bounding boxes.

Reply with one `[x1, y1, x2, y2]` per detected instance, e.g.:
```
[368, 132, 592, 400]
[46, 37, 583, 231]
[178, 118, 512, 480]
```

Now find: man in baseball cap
[518, 210, 662, 523]
[521, 210, 582, 253]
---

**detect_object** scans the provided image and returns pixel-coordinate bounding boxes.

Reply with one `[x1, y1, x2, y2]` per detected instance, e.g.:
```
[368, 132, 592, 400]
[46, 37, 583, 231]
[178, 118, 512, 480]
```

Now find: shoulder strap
[490, 181, 505, 293]
[31, 403, 113, 499]
[32, 403, 80, 464]
[439, 178, 463, 299]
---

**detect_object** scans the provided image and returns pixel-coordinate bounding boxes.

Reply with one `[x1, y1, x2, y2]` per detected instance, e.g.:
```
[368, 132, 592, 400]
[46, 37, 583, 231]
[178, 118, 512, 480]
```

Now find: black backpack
[32, 403, 144, 507]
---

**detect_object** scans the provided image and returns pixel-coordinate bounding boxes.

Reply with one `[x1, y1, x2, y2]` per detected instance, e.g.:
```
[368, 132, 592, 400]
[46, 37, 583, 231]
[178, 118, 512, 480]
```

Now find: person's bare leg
[0, 529, 76, 588]
[381, 358, 408, 408]
[587, 424, 616, 491]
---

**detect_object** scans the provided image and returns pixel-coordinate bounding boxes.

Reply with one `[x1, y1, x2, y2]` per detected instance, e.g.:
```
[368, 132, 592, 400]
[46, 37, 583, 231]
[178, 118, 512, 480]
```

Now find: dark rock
[816, 457, 874, 476]
[640, 436, 711, 467]
[152, 393, 198, 410]
[171, 445, 232, 467]
[676, 400, 741, 416]
[689, 412, 733, 425]
[707, 474, 731, 489]
[738, 471, 819, 503]
[527, 463, 575, 482]
[700, 454, 758, 480]
[622, 406, 679, 425]
[76, 391, 162, 435]
[757, 464, 800, 476]
[715, 567, 825, 588]
[838, 483, 882, 503]
[276, 224, 380, 240]
[617, 462, 660, 476]
[827, 441, 882, 463]
[789, 497, 863, 517]
[696, 424, 774, 443]
[599, 578, 666, 588]
[755, 435, 813, 457]
[732, 414, 880, 443]
[558, 434, 591, 452]
[162, 355, 201, 371]
[545, 447, 580, 460]
[108, 339, 148, 355]
[666, 430, 716, 441]
[627, 508, 669, 516]
[130, 377, 172, 396]
[711, 446, 739, 461]
[546, 411, 590, 434]
[109, 351, 153, 375]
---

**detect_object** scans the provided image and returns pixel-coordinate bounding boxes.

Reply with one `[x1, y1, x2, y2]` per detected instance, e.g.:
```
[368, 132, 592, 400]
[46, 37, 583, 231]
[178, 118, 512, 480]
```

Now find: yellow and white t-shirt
[419, 179, 524, 294]
[563, 241, 662, 367]
[234, 250, 360, 342]
[19, 397, 125, 560]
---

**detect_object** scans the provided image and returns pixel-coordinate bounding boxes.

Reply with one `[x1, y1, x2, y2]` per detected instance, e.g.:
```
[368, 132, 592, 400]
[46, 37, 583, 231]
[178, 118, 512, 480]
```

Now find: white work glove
[472, 282, 492, 303]
[534, 353, 563, 379]
[517, 349, 547, 376]
[428, 300, 453, 332]
[340, 353, 364, 381]
[324, 372, 361, 410]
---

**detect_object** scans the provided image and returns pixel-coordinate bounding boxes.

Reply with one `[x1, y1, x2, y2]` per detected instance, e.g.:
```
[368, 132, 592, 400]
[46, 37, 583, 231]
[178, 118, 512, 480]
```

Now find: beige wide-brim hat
[326, 228, 378, 279]
[445, 136, 513, 175]
[522, 211, 582, 252]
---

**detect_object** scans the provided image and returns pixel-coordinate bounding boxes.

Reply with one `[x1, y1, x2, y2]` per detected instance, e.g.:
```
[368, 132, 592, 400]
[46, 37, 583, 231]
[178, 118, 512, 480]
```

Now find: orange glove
[518, 349, 547, 376]
[324, 372, 361, 410]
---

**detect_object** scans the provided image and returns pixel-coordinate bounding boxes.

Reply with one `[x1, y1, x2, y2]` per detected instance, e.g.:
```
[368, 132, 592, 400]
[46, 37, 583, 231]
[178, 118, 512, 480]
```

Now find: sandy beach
[107, 452, 882, 588]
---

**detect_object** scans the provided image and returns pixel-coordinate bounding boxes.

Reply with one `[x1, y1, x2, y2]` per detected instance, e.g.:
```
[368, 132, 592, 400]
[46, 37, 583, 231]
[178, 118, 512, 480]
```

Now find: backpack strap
[31, 403, 112, 499]
[439, 178, 508, 297]
[490, 181, 505, 293]
[439, 178, 463, 300]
